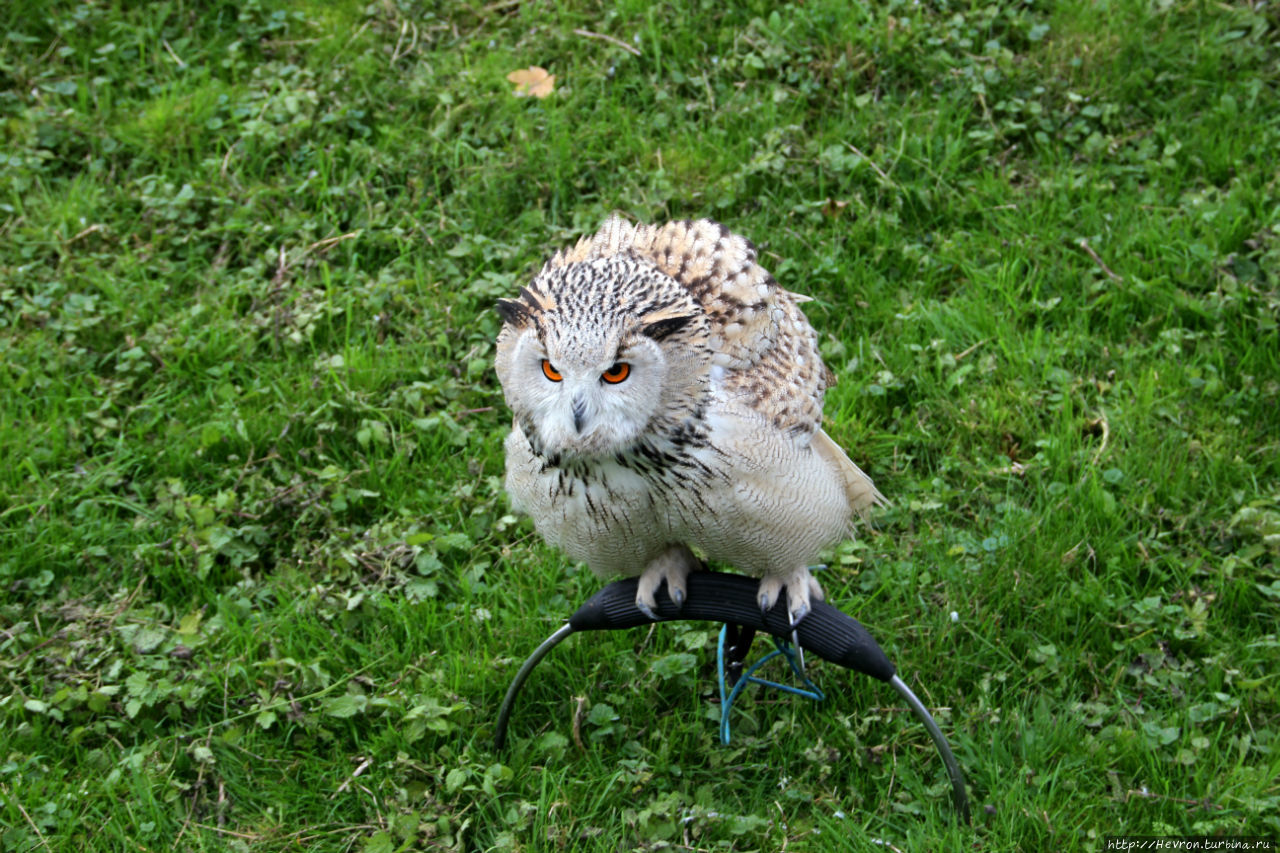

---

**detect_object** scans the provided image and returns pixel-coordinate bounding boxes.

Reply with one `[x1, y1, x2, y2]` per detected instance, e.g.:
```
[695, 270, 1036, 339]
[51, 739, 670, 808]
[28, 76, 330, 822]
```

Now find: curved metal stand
[493, 572, 970, 822]
[889, 674, 969, 820]
[494, 623, 574, 751]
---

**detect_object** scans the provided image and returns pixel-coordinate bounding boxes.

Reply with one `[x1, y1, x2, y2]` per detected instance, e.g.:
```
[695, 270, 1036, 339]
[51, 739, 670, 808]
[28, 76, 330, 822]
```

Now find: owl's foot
[757, 569, 825, 627]
[635, 544, 697, 620]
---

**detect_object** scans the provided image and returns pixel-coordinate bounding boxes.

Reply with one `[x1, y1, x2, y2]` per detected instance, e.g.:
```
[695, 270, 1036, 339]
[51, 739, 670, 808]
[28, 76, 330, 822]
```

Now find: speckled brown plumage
[543, 217, 829, 437]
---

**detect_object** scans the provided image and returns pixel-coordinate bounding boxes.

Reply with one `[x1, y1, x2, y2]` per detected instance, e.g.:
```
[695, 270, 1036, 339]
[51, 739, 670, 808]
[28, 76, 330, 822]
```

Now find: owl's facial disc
[523, 333, 665, 460]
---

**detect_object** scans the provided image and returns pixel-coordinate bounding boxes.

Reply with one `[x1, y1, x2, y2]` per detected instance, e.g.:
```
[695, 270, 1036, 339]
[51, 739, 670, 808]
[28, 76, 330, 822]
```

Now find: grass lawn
[2, 0, 1278, 849]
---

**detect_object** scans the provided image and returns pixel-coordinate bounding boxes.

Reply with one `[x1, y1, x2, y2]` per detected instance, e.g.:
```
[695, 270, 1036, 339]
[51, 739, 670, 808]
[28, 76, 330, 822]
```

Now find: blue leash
[716, 624, 825, 745]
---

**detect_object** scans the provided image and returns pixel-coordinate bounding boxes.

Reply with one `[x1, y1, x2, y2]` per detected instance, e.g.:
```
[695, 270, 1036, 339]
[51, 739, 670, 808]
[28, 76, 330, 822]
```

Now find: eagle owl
[495, 217, 884, 626]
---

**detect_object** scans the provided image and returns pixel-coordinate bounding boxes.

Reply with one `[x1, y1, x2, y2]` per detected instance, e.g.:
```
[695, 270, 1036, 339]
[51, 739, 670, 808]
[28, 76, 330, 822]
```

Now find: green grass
[2, 0, 1278, 849]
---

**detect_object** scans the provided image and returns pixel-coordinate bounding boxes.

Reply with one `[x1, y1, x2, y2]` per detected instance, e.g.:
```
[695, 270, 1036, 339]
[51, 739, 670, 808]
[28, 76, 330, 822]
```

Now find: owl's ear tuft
[496, 298, 532, 327]
[519, 286, 556, 312]
[640, 314, 694, 341]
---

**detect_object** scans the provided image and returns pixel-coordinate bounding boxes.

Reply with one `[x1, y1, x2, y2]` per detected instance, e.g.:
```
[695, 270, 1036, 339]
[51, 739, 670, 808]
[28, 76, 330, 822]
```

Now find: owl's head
[495, 254, 710, 460]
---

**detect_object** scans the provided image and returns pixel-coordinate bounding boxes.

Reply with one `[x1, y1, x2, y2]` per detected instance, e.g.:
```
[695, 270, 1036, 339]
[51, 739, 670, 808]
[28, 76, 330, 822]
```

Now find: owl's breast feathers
[525, 412, 725, 500]
[504, 415, 729, 565]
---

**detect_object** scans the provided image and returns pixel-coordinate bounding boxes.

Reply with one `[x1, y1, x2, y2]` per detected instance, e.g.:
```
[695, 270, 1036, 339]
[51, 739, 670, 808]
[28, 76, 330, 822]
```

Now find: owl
[494, 217, 884, 627]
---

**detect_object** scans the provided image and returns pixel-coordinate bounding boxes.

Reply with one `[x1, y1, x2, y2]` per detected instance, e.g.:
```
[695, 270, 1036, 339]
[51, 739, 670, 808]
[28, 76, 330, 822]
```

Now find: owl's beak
[571, 394, 587, 433]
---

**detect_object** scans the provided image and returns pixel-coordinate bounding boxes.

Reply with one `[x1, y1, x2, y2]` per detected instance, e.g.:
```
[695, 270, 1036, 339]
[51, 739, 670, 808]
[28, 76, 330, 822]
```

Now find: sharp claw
[789, 602, 810, 627]
[759, 592, 773, 613]
[636, 600, 659, 621]
[670, 587, 685, 608]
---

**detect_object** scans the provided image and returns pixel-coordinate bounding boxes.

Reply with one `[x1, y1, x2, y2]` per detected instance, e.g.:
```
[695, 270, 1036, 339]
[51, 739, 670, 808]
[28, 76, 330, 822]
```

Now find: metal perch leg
[494, 622, 574, 751]
[889, 674, 970, 822]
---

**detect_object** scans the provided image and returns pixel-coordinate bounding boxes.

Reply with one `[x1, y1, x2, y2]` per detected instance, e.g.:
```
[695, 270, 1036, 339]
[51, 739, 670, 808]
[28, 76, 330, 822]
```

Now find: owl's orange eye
[541, 359, 563, 382]
[601, 362, 630, 384]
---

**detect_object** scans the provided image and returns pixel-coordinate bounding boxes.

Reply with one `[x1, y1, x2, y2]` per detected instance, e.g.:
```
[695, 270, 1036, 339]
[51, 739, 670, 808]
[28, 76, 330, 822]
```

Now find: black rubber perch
[570, 574, 896, 682]
[495, 571, 970, 822]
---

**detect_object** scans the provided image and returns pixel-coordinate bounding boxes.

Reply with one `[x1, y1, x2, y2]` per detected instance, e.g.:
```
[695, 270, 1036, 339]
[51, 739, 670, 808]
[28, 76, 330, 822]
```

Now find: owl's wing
[545, 216, 830, 438]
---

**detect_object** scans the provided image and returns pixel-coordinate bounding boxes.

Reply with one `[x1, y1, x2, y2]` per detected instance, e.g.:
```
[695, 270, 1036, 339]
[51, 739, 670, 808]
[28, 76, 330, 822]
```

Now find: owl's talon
[756, 569, 822, 627]
[636, 544, 695, 619]
[635, 599, 659, 621]
[789, 601, 810, 627]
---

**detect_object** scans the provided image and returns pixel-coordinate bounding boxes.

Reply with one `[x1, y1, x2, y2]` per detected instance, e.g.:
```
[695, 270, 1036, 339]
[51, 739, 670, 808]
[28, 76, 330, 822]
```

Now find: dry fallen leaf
[506, 66, 555, 98]
[822, 198, 850, 218]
